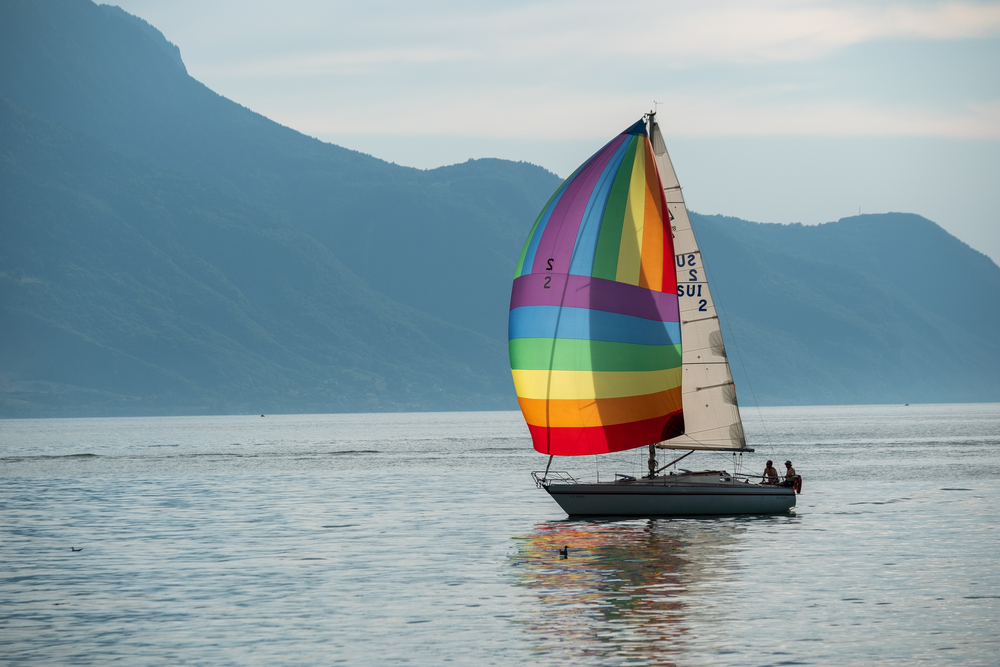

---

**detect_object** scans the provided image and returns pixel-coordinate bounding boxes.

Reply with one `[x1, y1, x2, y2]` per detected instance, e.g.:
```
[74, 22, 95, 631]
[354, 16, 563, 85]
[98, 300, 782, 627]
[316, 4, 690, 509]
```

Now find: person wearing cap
[760, 460, 779, 485]
[782, 461, 799, 487]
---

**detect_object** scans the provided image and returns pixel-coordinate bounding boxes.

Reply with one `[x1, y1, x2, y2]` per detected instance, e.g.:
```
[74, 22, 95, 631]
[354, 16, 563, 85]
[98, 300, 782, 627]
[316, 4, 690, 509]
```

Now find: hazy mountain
[0, 0, 560, 416]
[692, 212, 1000, 405]
[1, 0, 998, 417]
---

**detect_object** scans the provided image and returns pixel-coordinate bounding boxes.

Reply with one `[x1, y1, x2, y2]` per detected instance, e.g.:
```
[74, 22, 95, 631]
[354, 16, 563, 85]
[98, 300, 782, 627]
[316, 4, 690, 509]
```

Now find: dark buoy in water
[559, 546, 569, 559]
[71, 547, 82, 552]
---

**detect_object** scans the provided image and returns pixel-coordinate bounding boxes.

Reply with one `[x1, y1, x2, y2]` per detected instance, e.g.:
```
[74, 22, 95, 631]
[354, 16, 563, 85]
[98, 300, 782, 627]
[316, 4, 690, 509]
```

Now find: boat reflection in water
[509, 519, 745, 664]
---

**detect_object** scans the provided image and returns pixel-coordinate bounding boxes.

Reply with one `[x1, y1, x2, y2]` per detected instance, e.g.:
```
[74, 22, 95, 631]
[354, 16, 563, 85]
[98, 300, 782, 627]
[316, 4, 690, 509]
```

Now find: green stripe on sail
[591, 135, 638, 281]
[509, 338, 682, 372]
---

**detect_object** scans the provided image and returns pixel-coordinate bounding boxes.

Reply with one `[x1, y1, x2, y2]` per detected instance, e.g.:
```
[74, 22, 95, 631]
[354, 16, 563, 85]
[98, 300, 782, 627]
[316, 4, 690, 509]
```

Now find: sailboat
[508, 113, 797, 516]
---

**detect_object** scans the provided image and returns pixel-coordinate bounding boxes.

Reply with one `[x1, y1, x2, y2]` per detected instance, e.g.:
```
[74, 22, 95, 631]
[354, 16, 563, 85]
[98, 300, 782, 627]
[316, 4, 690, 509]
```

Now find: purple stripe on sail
[510, 274, 679, 323]
[529, 134, 628, 275]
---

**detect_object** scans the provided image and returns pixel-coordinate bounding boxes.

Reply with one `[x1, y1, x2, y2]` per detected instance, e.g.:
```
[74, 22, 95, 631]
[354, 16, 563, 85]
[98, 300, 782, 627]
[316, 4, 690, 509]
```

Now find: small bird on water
[558, 546, 569, 559]
[70, 547, 82, 552]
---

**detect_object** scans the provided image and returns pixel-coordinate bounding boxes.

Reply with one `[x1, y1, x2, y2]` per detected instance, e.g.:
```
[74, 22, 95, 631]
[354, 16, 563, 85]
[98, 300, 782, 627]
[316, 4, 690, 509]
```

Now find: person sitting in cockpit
[761, 460, 779, 485]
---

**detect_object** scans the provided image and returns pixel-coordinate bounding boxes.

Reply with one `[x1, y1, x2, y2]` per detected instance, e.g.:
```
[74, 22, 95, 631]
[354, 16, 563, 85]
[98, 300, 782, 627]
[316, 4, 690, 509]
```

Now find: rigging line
[700, 257, 776, 454]
[707, 448, 744, 470]
[699, 449, 751, 479]
[730, 451, 747, 477]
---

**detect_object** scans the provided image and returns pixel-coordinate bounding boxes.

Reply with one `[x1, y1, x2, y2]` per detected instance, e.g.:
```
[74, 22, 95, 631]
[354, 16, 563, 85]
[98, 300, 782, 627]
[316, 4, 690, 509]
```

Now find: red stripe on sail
[528, 410, 683, 456]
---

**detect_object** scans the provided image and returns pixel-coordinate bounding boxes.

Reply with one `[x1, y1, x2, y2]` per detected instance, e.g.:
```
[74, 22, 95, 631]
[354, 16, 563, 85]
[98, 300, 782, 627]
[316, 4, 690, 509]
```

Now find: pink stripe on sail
[510, 274, 679, 323]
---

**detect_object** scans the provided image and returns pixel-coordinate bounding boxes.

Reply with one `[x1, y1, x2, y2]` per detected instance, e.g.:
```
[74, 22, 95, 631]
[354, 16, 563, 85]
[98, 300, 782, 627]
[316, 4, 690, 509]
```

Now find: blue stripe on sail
[509, 305, 680, 345]
[568, 137, 633, 276]
[520, 178, 572, 276]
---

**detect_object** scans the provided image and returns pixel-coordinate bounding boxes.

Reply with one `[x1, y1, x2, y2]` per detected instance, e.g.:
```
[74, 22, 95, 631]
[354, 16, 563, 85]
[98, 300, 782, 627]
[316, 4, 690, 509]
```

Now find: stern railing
[531, 470, 578, 488]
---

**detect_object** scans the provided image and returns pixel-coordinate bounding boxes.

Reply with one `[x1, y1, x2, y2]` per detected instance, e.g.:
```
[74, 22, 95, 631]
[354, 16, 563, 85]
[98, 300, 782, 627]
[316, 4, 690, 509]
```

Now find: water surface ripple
[1, 405, 998, 665]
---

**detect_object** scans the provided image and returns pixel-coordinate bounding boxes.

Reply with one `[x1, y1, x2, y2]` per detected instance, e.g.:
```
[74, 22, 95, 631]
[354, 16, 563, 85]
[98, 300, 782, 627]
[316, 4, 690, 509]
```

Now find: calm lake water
[2, 404, 998, 665]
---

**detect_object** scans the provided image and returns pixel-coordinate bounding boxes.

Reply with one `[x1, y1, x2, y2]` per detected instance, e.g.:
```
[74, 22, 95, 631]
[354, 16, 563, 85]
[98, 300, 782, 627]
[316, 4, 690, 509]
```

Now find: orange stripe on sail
[638, 139, 664, 291]
[517, 386, 683, 429]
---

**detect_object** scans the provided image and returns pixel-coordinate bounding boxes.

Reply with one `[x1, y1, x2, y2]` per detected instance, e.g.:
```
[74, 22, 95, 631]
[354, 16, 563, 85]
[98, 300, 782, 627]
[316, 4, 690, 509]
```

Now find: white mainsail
[650, 120, 748, 452]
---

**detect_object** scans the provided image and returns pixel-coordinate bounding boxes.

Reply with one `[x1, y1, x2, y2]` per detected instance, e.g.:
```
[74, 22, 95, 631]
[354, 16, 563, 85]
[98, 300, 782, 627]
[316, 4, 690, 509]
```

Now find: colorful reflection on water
[510, 519, 746, 665]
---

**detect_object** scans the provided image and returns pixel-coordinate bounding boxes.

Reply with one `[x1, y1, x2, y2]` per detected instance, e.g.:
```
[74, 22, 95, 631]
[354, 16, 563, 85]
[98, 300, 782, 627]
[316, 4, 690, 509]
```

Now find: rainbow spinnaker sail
[509, 119, 683, 456]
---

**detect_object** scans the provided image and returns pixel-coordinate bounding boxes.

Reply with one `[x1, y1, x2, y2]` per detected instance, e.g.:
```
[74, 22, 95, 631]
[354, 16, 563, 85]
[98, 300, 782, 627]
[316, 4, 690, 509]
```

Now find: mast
[648, 116, 750, 453]
[645, 112, 660, 477]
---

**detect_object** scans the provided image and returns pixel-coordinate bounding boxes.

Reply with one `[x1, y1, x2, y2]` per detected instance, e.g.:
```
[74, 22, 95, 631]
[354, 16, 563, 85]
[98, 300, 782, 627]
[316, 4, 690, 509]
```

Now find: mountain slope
[0, 95, 509, 415]
[1, 0, 997, 417]
[0, 0, 563, 347]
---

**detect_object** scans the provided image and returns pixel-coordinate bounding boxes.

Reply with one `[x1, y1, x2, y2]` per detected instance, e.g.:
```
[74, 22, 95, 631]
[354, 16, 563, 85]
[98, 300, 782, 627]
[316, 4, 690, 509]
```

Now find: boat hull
[543, 476, 796, 517]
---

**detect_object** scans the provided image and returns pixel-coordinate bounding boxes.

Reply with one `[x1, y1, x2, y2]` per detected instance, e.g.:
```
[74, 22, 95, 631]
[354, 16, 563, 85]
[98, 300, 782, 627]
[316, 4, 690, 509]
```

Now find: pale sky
[112, 0, 1000, 264]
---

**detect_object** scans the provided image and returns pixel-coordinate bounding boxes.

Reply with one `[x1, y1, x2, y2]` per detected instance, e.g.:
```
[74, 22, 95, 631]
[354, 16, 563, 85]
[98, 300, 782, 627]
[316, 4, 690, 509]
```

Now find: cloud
[619, 0, 1000, 64]
[204, 47, 476, 78]
[117, 0, 1000, 141]
[269, 84, 1000, 141]
[191, 0, 1000, 77]
[657, 95, 1000, 138]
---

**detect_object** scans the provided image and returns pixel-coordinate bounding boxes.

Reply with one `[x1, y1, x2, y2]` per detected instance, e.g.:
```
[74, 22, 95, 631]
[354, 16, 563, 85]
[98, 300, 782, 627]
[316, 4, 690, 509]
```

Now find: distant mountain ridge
[692, 213, 1000, 404]
[1, 0, 998, 417]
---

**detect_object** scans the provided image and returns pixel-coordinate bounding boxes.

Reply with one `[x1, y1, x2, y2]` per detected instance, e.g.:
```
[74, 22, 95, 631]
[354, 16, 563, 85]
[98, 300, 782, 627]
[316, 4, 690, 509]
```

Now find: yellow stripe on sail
[511, 367, 682, 400]
[615, 142, 646, 286]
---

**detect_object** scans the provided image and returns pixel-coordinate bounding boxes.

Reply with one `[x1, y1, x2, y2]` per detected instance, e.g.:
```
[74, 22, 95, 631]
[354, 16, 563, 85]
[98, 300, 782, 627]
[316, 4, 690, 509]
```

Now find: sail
[649, 120, 748, 451]
[509, 120, 683, 456]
